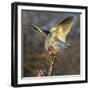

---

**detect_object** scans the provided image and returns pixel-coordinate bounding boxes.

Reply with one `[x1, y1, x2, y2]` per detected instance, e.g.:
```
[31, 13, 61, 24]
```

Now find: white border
[18, 5, 86, 84]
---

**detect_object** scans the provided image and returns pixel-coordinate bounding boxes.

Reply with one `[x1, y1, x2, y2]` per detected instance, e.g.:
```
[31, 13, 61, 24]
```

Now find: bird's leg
[48, 56, 56, 76]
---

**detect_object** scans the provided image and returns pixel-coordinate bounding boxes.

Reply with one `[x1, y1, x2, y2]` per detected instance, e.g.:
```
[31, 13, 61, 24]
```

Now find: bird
[32, 16, 74, 56]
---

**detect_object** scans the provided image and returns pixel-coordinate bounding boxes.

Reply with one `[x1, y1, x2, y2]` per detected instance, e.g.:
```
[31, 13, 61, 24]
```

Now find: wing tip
[67, 16, 74, 21]
[31, 25, 37, 31]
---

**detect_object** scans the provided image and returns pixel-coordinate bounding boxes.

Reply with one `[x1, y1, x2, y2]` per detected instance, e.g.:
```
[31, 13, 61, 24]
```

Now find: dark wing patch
[31, 25, 50, 36]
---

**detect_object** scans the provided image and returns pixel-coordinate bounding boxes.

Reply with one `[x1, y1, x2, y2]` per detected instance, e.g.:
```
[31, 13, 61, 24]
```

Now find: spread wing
[32, 25, 50, 37]
[50, 16, 73, 42]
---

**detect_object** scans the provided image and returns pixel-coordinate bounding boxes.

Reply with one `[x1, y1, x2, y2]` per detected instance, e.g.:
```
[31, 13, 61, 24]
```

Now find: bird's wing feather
[32, 25, 50, 37]
[50, 16, 73, 42]
[54, 40, 71, 49]
[50, 37, 71, 49]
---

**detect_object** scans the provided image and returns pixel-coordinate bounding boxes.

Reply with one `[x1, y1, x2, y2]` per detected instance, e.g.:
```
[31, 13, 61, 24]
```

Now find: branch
[48, 56, 56, 76]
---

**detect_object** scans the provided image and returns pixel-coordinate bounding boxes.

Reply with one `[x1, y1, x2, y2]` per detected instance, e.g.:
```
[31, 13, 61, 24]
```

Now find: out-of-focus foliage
[22, 10, 80, 77]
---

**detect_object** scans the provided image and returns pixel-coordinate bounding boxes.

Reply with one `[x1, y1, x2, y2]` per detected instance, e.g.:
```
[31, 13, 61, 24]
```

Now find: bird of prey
[32, 16, 73, 56]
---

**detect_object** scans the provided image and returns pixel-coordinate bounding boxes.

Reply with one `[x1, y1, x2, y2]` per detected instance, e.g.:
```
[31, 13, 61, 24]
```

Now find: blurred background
[22, 10, 80, 77]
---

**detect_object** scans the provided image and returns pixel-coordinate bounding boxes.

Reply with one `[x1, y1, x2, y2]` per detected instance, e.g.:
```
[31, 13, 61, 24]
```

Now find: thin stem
[48, 56, 56, 76]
